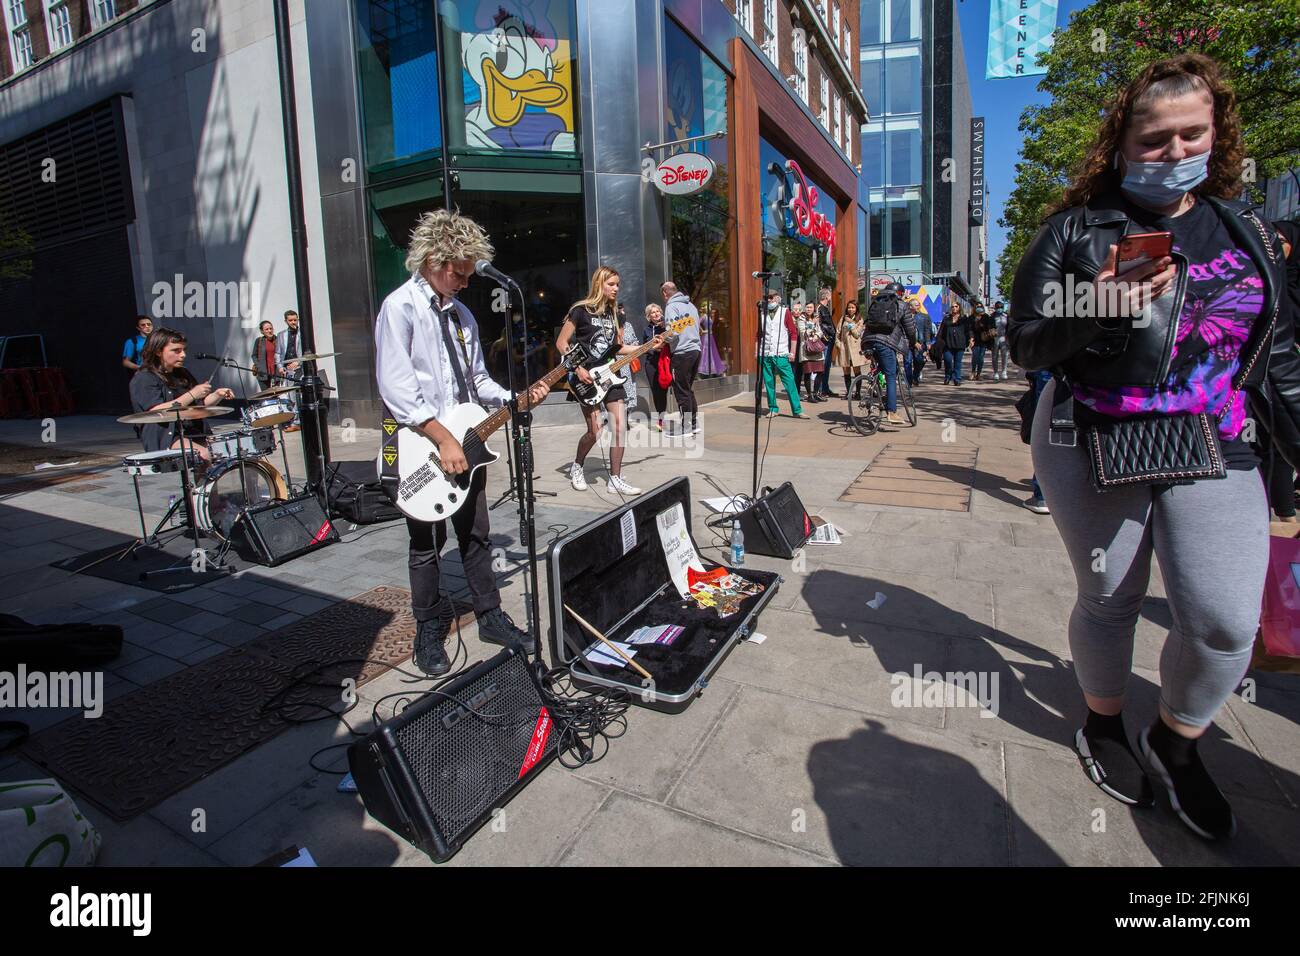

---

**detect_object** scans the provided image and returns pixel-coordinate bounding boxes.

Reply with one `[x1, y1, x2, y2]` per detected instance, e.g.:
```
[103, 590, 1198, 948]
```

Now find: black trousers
[671, 350, 701, 421]
[405, 468, 499, 621]
[644, 352, 670, 414]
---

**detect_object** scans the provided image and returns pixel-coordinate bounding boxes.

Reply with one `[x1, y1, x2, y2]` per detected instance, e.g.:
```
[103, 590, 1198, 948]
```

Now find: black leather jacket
[1009, 192, 1300, 467]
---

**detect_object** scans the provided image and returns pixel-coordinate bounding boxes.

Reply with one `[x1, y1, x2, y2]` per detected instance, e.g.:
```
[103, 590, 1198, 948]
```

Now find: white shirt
[758, 306, 793, 357]
[374, 274, 511, 427]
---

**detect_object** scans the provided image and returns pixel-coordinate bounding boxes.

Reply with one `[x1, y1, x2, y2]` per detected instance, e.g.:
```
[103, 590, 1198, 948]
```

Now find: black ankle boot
[1074, 711, 1154, 807]
[1140, 721, 1236, 840]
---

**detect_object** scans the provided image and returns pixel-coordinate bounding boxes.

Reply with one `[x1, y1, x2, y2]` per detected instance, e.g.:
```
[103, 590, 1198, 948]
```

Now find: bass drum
[192, 458, 287, 542]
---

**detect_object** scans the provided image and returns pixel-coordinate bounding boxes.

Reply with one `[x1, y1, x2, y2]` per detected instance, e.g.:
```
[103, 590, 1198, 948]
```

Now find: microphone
[752, 271, 782, 279]
[195, 353, 224, 361]
[475, 260, 519, 288]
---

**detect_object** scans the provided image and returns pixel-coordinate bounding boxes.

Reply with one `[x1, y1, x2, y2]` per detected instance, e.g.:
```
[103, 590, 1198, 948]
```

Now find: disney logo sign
[782, 160, 837, 256]
[654, 152, 716, 196]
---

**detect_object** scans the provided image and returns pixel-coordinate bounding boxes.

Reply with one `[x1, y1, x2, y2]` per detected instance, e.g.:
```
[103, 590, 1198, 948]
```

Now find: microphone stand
[491, 325, 556, 511]
[481, 274, 543, 660]
[751, 273, 779, 499]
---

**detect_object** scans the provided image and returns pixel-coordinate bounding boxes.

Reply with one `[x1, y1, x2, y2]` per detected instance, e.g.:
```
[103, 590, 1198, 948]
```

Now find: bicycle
[848, 350, 916, 436]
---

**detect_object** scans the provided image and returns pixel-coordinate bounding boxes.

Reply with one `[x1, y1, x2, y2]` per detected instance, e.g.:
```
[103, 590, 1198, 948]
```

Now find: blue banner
[986, 0, 1058, 79]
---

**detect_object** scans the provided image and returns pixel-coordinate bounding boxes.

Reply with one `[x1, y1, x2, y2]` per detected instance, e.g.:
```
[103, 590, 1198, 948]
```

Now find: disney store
[312, 0, 863, 420]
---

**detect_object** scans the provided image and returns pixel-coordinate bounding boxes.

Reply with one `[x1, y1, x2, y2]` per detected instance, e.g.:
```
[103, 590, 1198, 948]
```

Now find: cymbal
[293, 351, 339, 362]
[249, 385, 302, 399]
[118, 405, 235, 425]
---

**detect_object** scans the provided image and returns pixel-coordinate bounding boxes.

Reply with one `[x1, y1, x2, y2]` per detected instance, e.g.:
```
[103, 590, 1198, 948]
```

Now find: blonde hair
[574, 265, 620, 315]
[644, 303, 662, 319]
[404, 209, 495, 276]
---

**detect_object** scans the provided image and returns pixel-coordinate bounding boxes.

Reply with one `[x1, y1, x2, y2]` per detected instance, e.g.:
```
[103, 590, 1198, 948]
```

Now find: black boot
[1140, 721, 1236, 840]
[1074, 710, 1154, 807]
[478, 606, 534, 652]
[412, 600, 455, 676]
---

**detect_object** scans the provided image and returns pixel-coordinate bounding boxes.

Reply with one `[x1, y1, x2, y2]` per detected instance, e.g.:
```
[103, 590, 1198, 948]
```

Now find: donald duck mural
[460, 0, 575, 152]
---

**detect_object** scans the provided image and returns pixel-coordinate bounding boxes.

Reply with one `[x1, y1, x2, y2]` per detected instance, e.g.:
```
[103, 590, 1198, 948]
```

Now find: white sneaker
[607, 474, 641, 496]
[569, 462, 588, 491]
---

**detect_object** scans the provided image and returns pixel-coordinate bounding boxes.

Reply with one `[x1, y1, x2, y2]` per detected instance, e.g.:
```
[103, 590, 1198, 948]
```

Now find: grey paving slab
[205, 622, 270, 647]
[2, 523, 69, 548]
[226, 602, 287, 625]
[180, 642, 227, 666]
[147, 630, 221, 660]
[131, 599, 200, 625]
[1003, 742, 1300, 866]
[867, 510, 1016, 545]
[957, 541, 1076, 589]
[785, 565, 994, 641]
[1225, 685, 1300, 806]
[279, 594, 337, 616]
[150, 720, 359, 849]
[0, 540, 82, 576]
[113, 654, 187, 687]
[172, 610, 235, 637]
[116, 616, 178, 648]
[262, 611, 303, 632]
[668, 685, 1016, 865]
[559, 788, 830, 867]
[191, 592, 251, 614]
[809, 532, 960, 578]
[238, 585, 303, 607]
[716, 608, 947, 729]
[568, 678, 743, 801]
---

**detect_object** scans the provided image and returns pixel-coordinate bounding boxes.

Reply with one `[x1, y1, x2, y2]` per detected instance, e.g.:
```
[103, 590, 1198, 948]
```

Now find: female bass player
[129, 327, 234, 462]
[557, 265, 664, 496]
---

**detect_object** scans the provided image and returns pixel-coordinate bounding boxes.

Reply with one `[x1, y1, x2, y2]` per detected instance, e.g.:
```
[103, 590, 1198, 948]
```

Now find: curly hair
[1052, 53, 1245, 214]
[404, 209, 495, 276]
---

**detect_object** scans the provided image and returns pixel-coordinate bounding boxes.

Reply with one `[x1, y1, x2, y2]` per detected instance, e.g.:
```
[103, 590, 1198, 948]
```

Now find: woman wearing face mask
[1010, 55, 1300, 841]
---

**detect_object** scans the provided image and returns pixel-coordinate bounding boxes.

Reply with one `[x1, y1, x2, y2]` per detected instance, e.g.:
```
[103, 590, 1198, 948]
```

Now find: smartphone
[1116, 231, 1173, 275]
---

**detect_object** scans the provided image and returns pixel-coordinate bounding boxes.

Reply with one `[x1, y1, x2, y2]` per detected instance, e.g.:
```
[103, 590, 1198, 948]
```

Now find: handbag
[801, 327, 826, 357]
[657, 348, 673, 388]
[1085, 411, 1225, 490]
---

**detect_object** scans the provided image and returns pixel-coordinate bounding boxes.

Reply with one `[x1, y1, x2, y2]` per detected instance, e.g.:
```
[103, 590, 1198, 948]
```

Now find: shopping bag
[1256, 532, 1300, 671]
[0, 779, 101, 867]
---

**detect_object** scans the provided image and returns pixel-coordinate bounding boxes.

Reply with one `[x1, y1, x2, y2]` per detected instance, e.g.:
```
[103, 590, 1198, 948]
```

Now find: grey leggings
[1031, 380, 1268, 728]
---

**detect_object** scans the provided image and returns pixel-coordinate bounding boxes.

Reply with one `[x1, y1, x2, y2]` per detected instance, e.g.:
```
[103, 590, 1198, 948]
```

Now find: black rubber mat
[21, 586, 473, 821]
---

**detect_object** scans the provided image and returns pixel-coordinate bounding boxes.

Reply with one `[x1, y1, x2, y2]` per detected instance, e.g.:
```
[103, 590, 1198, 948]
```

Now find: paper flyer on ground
[656, 502, 705, 597]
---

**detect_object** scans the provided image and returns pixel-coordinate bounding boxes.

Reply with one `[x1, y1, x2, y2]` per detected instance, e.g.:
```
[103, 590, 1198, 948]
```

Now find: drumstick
[563, 603, 652, 680]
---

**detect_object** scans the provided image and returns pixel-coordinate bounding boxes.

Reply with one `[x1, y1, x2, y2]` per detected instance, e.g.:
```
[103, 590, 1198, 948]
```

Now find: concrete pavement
[2, 373, 1298, 866]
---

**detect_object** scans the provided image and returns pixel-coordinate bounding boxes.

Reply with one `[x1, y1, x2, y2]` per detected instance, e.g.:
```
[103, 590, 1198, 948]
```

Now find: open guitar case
[546, 476, 781, 712]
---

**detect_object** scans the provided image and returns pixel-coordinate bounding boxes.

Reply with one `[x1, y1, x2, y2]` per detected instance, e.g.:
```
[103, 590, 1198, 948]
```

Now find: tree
[0, 212, 33, 282]
[996, 0, 1300, 300]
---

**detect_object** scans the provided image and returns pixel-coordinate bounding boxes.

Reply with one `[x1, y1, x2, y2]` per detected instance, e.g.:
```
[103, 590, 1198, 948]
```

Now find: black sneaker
[1074, 727, 1154, 807]
[412, 604, 454, 676]
[477, 607, 533, 652]
[1139, 725, 1237, 840]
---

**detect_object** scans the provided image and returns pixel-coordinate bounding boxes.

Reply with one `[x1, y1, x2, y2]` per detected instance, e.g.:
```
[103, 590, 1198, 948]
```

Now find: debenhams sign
[970, 117, 985, 227]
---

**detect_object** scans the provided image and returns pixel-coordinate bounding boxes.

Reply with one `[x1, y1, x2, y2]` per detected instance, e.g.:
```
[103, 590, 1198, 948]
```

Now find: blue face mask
[1119, 152, 1211, 206]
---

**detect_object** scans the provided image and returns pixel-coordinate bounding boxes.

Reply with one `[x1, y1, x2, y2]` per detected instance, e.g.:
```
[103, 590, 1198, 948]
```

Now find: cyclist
[861, 281, 917, 426]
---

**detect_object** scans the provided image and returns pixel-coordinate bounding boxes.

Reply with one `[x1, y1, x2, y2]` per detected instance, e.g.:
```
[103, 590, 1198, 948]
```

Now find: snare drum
[208, 425, 275, 462]
[244, 396, 295, 428]
[191, 458, 288, 541]
[123, 449, 186, 476]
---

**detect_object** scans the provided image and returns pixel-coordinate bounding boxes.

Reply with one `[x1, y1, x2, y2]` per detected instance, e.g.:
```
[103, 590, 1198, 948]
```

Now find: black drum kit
[109, 352, 339, 579]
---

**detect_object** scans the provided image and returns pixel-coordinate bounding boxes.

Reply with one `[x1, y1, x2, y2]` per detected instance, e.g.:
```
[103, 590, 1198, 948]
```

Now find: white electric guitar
[384, 345, 587, 522]
[566, 314, 697, 405]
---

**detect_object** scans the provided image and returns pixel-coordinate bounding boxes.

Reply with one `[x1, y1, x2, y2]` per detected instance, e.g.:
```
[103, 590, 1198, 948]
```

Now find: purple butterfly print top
[1072, 201, 1264, 440]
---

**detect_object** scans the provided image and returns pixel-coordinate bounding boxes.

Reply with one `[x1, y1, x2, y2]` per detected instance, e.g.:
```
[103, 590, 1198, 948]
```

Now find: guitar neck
[471, 362, 570, 442]
[609, 333, 675, 374]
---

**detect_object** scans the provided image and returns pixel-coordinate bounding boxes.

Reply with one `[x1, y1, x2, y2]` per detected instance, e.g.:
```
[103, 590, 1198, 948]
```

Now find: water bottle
[730, 519, 745, 567]
[167, 494, 178, 527]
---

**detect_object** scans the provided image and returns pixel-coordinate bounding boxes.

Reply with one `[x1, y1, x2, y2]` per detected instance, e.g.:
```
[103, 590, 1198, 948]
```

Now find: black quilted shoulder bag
[1084, 212, 1280, 491]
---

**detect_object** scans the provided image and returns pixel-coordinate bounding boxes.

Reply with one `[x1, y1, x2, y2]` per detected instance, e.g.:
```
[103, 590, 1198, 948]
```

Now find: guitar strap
[379, 402, 400, 494]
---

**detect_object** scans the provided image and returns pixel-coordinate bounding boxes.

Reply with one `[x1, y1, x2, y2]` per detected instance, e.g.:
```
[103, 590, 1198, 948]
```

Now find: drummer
[128, 327, 234, 462]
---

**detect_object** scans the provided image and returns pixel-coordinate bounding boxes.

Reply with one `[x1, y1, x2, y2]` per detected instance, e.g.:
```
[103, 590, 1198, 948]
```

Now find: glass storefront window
[665, 16, 734, 378]
[862, 128, 883, 188]
[888, 196, 921, 257]
[886, 53, 920, 114]
[860, 57, 882, 116]
[356, 0, 442, 172]
[438, 0, 578, 155]
[887, 127, 920, 186]
[450, 172, 586, 388]
[760, 136, 838, 307]
[861, 0, 882, 45]
[889, 0, 920, 41]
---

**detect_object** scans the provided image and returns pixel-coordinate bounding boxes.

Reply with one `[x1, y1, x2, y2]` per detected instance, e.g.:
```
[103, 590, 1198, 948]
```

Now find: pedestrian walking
[817, 287, 837, 397]
[861, 281, 917, 426]
[641, 303, 671, 430]
[911, 301, 935, 385]
[837, 300, 864, 397]
[796, 301, 825, 402]
[758, 291, 806, 418]
[971, 304, 995, 380]
[936, 301, 971, 385]
[661, 281, 703, 435]
[990, 301, 1011, 380]
[1010, 53, 1300, 840]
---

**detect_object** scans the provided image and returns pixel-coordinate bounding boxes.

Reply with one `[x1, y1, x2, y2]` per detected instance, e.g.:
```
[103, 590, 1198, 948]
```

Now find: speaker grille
[392, 652, 556, 845]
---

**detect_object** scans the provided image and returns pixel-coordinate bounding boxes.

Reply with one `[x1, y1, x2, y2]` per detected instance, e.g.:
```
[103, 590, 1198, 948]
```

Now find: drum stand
[139, 408, 232, 581]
